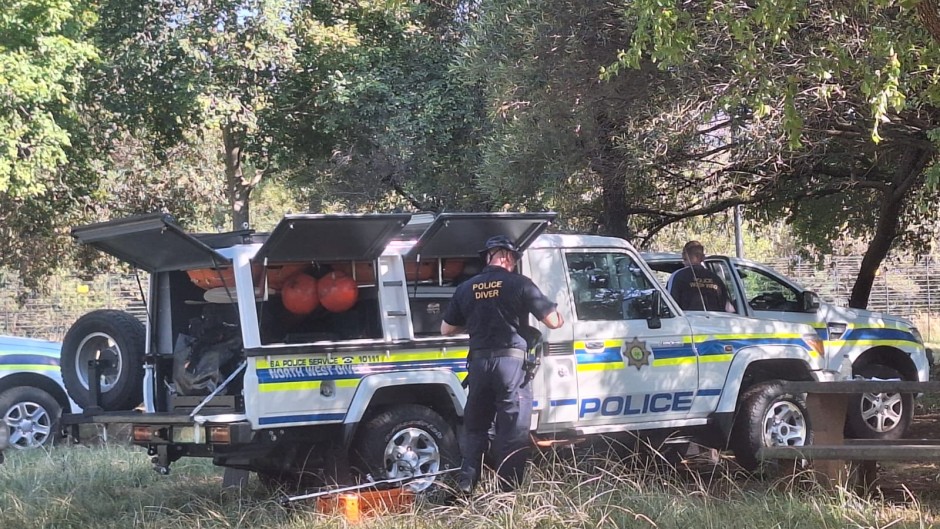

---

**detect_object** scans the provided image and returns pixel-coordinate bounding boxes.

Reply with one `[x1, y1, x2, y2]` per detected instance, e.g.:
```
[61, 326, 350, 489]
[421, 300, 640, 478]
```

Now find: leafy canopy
[0, 0, 97, 197]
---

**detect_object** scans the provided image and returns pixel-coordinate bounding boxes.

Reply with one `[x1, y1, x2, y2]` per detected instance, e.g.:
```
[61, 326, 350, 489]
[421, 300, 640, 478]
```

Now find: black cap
[479, 235, 521, 260]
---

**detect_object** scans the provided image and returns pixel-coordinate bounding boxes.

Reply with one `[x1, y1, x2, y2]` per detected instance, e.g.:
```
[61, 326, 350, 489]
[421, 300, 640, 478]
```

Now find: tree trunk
[600, 175, 631, 240]
[223, 125, 251, 231]
[916, 0, 940, 43]
[591, 110, 632, 240]
[848, 146, 931, 308]
[849, 199, 902, 309]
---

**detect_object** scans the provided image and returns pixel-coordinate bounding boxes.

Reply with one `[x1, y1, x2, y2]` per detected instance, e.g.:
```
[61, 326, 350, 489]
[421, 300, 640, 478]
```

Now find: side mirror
[800, 291, 820, 313]
[633, 290, 663, 329]
[648, 290, 662, 329]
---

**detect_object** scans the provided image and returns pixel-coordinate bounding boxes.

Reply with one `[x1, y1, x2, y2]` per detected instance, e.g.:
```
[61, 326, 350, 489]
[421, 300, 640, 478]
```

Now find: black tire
[730, 381, 813, 472]
[352, 404, 459, 492]
[62, 309, 145, 411]
[0, 386, 62, 449]
[845, 364, 913, 440]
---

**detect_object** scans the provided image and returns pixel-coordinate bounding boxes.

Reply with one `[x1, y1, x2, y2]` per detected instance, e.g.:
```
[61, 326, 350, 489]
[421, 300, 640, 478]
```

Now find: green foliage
[91, 0, 296, 152]
[0, 0, 101, 288]
[87, 0, 300, 229]
[0, 0, 97, 197]
[460, 0, 670, 236]
[617, 0, 940, 160]
[608, 0, 940, 305]
[274, 0, 486, 213]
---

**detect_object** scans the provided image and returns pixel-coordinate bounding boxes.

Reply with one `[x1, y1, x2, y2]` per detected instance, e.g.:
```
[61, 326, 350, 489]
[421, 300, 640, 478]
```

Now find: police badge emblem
[624, 337, 651, 370]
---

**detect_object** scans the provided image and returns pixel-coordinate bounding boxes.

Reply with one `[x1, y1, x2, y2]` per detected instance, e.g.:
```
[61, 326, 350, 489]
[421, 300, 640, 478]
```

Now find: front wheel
[845, 364, 913, 440]
[353, 404, 459, 492]
[0, 386, 62, 449]
[730, 381, 812, 471]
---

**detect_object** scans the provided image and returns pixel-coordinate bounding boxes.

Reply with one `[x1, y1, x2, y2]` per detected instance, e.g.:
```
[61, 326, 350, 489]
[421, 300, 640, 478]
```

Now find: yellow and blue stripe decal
[813, 324, 921, 346]
[696, 333, 817, 359]
[573, 334, 817, 372]
[831, 327, 921, 348]
[259, 412, 347, 425]
[254, 350, 469, 394]
[649, 342, 696, 367]
[574, 340, 625, 371]
[574, 338, 700, 370]
[0, 353, 60, 372]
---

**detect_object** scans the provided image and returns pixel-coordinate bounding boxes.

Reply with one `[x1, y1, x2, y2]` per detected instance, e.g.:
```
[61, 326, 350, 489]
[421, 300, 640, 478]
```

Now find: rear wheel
[731, 381, 812, 472]
[62, 310, 145, 411]
[353, 404, 459, 492]
[845, 364, 913, 440]
[0, 386, 62, 449]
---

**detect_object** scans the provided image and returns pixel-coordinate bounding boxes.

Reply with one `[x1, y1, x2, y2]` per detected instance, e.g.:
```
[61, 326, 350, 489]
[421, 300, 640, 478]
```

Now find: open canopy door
[407, 212, 557, 259]
[253, 213, 413, 263]
[71, 213, 231, 273]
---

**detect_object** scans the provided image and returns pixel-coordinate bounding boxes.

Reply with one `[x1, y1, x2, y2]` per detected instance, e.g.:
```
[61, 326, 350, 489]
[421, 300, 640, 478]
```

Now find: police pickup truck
[0, 336, 78, 460]
[643, 253, 929, 441]
[60, 212, 838, 487]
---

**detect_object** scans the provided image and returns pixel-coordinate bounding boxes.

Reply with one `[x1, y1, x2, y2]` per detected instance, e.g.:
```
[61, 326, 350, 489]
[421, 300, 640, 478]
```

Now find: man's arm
[541, 310, 564, 329]
[441, 321, 465, 335]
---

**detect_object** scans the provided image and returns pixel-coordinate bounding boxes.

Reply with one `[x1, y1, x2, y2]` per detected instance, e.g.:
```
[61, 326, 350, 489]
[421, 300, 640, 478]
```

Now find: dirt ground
[874, 409, 940, 503]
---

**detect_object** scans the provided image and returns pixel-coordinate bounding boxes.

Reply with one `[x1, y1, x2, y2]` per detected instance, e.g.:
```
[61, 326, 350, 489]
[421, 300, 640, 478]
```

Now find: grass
[1, 442, 938, 529]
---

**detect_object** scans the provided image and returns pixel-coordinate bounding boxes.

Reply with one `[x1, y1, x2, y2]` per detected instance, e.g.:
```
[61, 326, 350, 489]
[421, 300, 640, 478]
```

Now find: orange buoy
[282, 273, 320, 315]
[442, 259, 465, 280]
[187, 264, 262, 290]
[404, 261, 434, 282]
[318, 271, 359, 313]
[333, 262, 376, 283]
[266, 263, 308, 290]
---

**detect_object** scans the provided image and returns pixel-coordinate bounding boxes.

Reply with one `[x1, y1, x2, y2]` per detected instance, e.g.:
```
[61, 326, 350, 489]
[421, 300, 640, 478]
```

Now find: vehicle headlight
[803, 333, 825, 358]
[911, 326, 925, 345]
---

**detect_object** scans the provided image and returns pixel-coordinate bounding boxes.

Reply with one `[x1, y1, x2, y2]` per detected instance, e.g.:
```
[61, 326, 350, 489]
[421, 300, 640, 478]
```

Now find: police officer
[667, 240, 735, 312]
[441, 235, 564, 494]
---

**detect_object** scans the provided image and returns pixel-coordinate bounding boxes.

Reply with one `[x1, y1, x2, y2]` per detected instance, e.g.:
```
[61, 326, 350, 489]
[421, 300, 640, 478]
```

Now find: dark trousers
[460, 353, 532, 492]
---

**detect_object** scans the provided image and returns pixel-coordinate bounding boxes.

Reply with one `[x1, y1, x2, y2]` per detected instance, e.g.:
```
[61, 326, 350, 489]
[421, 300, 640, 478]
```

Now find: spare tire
[62, 310, 145, 411]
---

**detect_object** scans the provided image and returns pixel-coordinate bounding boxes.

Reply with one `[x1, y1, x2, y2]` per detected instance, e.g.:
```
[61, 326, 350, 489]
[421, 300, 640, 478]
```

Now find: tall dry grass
[0, 441, 936, 529]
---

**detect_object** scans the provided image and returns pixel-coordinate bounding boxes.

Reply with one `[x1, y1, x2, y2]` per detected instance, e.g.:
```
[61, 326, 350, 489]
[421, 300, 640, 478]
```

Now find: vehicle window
[566, 252, 661, 321]
[705, 261, 739, 308]
[651, 269, 672, 287]
[737, 266, 801, 312]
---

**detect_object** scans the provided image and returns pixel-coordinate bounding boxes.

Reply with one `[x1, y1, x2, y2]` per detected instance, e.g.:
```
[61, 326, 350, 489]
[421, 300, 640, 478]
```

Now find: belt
[470, 348, 526, 360]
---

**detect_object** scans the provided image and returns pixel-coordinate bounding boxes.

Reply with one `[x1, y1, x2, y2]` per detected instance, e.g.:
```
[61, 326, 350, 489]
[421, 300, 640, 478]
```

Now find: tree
[459, 0, 667, 236]
[459, 0, 766, 238]
[272, 0, 488, 213]
[89, 0, 298, 230]
[0, 0, 97, 197]
[0, 0, 101, 287]
[616, 0, 940, 308]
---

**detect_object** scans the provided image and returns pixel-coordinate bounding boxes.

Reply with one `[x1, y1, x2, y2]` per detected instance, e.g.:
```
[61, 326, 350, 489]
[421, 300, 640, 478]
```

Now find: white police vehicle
[60, 212, 839, 486]
[643, 252, 929, 440]
[0, 336, 79, 456]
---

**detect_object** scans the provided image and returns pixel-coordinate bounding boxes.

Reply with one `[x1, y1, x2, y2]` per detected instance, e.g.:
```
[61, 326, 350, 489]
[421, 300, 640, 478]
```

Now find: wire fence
[765, 255, 940, 344]
[3, 254, 940, 343]
[0, 272, 148, 342]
